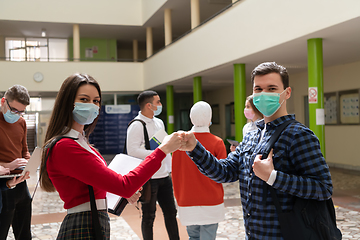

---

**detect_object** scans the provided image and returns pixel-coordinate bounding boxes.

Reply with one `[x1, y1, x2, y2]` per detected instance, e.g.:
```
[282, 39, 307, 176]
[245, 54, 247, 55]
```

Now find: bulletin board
[308, 89, 360, 125]
[324, 92, 338, 124]
[339, 90, 359, 124]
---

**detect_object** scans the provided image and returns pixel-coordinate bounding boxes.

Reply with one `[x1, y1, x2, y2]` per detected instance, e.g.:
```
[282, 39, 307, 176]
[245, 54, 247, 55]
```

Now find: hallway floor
[5, 166, 360, 239]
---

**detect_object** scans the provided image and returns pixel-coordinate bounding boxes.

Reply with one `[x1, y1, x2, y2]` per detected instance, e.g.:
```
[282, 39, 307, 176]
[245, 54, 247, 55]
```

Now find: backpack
[263, 119, 342, 240]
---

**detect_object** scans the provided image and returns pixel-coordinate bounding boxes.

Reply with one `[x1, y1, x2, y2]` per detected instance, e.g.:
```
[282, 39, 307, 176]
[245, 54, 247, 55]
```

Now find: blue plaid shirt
[187, 114, 332, 239]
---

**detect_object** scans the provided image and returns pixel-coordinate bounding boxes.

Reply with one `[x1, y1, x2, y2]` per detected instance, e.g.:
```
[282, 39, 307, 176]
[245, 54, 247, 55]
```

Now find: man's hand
[252, 149, 274, 182]
[0, 166, 10, 175]
[158, 132, 183, 154]
[7, 171, 30, 189]
[178, 131, 197, 152]
[6, 158, 28, 171]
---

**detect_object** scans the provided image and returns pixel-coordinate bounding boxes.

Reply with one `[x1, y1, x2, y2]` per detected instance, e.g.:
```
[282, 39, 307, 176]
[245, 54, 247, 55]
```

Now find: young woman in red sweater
[39, 74, 181, 239]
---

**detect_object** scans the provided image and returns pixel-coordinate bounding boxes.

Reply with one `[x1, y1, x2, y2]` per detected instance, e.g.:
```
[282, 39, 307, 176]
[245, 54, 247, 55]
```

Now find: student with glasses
[0, 85, 32, 240]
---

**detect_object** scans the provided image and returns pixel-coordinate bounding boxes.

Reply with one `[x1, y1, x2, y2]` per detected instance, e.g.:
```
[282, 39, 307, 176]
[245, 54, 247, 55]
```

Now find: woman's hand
[126, 188, 142, 204]
[178, 131, 197, 152]
[158, 132, 183, 154]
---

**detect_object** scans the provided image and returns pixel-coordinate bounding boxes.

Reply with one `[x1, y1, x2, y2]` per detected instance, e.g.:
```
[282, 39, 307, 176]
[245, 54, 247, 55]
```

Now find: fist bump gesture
[158, 131, 198, 154]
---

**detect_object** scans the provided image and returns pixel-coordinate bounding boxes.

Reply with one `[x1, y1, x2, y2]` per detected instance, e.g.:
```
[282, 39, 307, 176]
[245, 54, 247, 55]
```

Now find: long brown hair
[40, 74, 102, 192]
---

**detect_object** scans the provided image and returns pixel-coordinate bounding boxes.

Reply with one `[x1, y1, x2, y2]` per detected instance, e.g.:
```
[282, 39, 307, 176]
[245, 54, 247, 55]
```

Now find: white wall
[142, 0, 167, 23]
[1, 0, 139, 26]
[0, 61, 143, 92]
[0, 0, 168, 26]
[143, 0, 360, 89]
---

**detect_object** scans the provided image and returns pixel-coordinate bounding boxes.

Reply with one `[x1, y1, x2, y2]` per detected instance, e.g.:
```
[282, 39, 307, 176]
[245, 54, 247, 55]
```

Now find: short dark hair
[137, 90, 158, 110]
[4, 85, 30, 105]
[251, 62, 289, 89]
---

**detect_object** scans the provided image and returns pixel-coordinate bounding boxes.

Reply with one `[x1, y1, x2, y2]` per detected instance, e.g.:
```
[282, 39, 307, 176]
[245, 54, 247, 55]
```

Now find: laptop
[0, 147, 42, 178]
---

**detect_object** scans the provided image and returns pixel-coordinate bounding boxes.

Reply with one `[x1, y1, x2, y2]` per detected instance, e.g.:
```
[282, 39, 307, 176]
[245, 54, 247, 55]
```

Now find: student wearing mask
[0, 85, 32, 240]
[39, 74, 182, 239]
[230, 95, 263, 152]
[126, 90, 179, 240]
[179, 62, 333, 239]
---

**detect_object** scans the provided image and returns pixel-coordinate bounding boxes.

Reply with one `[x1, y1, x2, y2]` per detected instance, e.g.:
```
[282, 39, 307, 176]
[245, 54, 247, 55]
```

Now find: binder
[107, 154, 143, 216]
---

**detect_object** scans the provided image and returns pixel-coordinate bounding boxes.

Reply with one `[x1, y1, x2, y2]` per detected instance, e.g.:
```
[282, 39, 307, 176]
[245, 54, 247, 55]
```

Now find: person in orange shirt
[172, 101, 227, 240]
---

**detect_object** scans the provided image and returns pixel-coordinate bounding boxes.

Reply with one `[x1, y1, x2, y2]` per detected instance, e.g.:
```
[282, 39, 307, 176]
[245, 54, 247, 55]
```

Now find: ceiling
[1, 0, 359, 95]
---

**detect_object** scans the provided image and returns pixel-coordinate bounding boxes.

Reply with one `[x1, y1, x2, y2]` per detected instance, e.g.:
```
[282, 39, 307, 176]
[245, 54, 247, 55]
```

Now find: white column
[133, 39, 138, 62]
[232, 0, 237, 3]
[73, 24, 80, 61]
[191, 0, 200, 29]
[146, 27, 153, 58]
[164, 9, 172, 46]
[0, 36, 5, 61]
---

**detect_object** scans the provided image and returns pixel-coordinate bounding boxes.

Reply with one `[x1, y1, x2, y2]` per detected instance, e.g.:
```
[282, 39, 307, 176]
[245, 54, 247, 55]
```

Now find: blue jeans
[141, 176, 179, 240]
[186, 223, 218, 240]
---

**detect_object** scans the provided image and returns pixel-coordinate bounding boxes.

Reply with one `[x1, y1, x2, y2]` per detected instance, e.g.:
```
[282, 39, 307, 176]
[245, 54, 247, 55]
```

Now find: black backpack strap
[261, 119, 297, 160]
[37, 136, 103, 239]
[33, 136, 79, 200]
[262, 119, 297, 205]
[44, 136, 79, 164]
[123, 119, 150, 154]
[88, 185, 103, 240]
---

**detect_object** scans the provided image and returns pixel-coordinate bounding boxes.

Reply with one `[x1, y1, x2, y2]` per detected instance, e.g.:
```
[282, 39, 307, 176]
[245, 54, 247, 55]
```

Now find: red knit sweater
[47, 138, 165, 209]
[172, 132, 227, 207]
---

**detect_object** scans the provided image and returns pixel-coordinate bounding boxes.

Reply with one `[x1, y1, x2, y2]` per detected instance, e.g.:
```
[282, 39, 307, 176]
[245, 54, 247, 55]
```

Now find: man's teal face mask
[253, 89, 287, 117]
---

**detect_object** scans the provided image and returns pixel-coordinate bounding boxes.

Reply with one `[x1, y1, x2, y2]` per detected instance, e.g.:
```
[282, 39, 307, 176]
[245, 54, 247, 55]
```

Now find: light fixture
[41, 29, 46, 37]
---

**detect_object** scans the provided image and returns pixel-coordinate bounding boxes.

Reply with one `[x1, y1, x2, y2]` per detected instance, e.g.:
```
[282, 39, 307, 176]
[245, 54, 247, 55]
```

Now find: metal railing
[0, 0, 241, 63]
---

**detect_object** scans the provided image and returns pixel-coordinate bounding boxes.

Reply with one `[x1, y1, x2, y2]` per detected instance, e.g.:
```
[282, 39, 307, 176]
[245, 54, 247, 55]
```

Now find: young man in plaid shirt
[179, 62, 333, 240]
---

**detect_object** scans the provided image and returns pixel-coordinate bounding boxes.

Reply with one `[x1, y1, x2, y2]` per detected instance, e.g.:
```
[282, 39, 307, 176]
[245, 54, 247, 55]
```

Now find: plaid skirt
[57, 210, 110, 240]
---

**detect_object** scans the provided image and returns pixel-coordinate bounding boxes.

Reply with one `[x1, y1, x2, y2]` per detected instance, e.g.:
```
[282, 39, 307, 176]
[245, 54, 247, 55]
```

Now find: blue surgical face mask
[3, 109, 20, 124]
[151, 104, 162, 116]
[72, 102, 99, 125]
[253, 89, 287, 117]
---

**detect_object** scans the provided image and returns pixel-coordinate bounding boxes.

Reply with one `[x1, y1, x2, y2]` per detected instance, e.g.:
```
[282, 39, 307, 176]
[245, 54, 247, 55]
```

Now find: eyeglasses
[5, 99, 26, 116]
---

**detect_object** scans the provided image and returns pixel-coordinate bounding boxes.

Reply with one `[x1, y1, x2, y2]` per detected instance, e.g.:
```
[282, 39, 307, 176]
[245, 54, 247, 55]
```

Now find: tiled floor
[5, 166, 360, 239]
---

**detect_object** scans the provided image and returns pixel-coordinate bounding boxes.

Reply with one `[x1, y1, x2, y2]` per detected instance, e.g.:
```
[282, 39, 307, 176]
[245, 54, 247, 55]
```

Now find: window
[5, 38, 26, 61]
[5, 38, 68, 62]
[49, 39, 68, 61]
